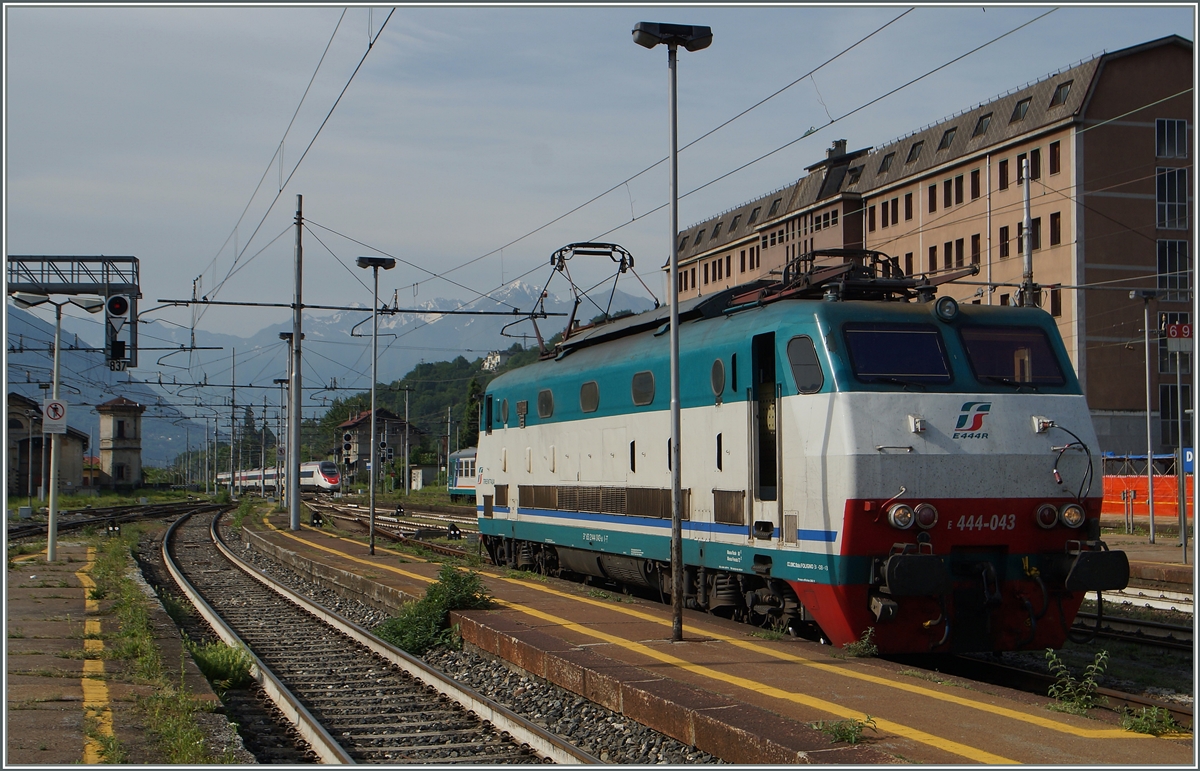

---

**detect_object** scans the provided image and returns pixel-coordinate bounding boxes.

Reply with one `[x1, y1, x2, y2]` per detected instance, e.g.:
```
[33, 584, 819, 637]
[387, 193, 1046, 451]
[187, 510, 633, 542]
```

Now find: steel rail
[161, 511, 355, 765]
[210, 514, 601, 764]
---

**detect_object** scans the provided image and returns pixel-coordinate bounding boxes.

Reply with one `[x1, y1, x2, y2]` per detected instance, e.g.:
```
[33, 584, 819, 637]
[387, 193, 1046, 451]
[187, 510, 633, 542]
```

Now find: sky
[4, 2, 1197, 392]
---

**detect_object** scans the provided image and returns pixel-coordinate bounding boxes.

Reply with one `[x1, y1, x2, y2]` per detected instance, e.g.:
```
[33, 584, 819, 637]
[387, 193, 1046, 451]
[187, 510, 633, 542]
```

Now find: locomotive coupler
[1048, 540, 1129, 592]
[875, 542, 951, 596]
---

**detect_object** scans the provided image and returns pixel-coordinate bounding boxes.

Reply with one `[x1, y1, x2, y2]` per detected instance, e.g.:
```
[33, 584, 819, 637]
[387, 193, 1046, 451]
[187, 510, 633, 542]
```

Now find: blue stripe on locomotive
[483, 301, 1079, 426]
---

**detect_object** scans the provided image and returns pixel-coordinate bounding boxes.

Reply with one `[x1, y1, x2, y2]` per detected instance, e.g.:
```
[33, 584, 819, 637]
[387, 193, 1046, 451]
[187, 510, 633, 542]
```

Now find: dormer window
[937, 127, 957, 151]
[729, 214, 741, 231]
[747, 206, 761, 225]
[694, 228, 705, 244]
[1049, 80, 1072, 107]
[678, 235, 689, 251]
[1010, 97, 1031, 123]
[710, 222, 722, 240]
[972, 113, 992, 137]
[768, 198, 782, 218]
[847, 166, 863, 185]
[878, 152, 894, 173]
[906, 140, 924, 163]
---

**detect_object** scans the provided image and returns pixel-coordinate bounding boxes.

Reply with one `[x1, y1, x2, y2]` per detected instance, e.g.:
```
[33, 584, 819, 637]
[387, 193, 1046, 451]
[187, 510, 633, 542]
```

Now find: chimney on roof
[827, 139, 848, 159]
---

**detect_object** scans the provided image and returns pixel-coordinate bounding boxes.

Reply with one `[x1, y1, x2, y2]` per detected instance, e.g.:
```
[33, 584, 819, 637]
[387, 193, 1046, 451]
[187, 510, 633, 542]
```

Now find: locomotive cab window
[959, 326, 1066, 386]
[537, 389, 554, 419]
[580, 381, 599, 413]
[786, 336, 824, 393]
[843, 323, 952, 385]
[632, 371, 655, 406]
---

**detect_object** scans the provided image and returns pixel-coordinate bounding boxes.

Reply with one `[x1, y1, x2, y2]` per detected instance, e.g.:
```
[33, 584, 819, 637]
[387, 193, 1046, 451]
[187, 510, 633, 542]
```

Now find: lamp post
[356, 256, 397, 556]
[10, 293, 104, 562]
[274, 378, 288, 503]
[1132, 289, 1159, 542]
[633, 21, 712, 642]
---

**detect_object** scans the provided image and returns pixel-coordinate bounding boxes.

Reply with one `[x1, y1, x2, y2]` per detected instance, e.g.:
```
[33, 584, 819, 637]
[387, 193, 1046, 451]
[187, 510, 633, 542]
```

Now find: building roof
[674, 35, 1192, 258]
[96, 396, 145, 412]
[337, 407, 423, 433]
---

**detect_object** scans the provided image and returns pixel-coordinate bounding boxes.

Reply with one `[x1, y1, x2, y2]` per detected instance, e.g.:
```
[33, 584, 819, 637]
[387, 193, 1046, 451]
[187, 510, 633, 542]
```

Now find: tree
[460, 377, 483, 449]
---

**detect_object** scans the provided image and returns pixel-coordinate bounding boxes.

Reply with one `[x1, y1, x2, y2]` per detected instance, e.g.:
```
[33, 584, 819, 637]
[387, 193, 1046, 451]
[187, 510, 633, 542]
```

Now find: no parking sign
[43, 399, 67, 434]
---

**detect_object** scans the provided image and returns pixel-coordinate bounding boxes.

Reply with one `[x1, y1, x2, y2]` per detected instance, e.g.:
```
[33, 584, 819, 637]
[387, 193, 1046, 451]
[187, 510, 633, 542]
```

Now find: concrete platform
[247, 513, 1194, 765]
[5, 542, 220, 765]
[1101, 525, 1195, 587]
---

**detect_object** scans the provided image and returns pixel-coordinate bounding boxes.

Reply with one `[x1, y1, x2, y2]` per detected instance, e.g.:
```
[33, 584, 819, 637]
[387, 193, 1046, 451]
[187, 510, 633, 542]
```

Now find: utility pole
[446, 406, 451, 490]
[261, 396, 267, 498]
[1020, 156, 1036, 307]
[230, 349, 236, 498]
[290, 195, 304, 530]
[404, 386, 411, 497]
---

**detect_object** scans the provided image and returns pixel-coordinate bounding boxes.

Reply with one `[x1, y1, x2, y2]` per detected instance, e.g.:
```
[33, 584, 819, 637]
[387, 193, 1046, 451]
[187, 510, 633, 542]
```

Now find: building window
[868, 205, 876, 232]
[970, 169, 980, 200]
[116, 420, 126, 439]
[1157, 119, 1188, 158]
[1158, 240, 1192, 302]
[905, 252, 913, 275]
[770, 231, 776, 247]
[1049, 141, 1061, 175]
[938, 127, 957, 151]
[678, 235, 689, 252]
[1049, 80, 1072, 107]
[1031, 217, 1042, 250]
[1157, 167, 1188, 229]
[115, 464, 126, 481]
[943, 241, 953, 270]
[1000, 293, 1010, 306]
[970, 234, 981, 265]
[944, 179, 952, 208]
[877, 203, 885, 229]
[1030, 148, 1041, 180]
[928, 184, 937, 213]
[711, 222, 722, 240]
[831, 210, 838, 227]
[1050, 287, 1062, 317]
[694, 229, 705, 244]
[725, 254, 731, 277]
[691, 267, 696, 286]
[907, 140, 924, 163]
[878, 152, 894, 173]
[955, 175, 964, 205]
[848, 166, 863, 185]
[997, 159, 1008, 190]
[1010, 97, 1031, 123]
[1016, 153, 1027, 182]
[1159, 383, 1193, 447]
[973, 113, 992, 137]
[768, 198, 782, 218]
[890, 198, 898, 226]
[1017, 222, 1024, 253]
[704, 263, 709, 284]
[730, 214, 741, 231]
[955, 238, 965, 268]
[1050, 212, 1062, 246]
[748, 206, 761, 225]
[999, 226, 1010, 258]
[928, 245, 937, 272]
[740, 249, 746, 273]
[904, 192, 913, 220]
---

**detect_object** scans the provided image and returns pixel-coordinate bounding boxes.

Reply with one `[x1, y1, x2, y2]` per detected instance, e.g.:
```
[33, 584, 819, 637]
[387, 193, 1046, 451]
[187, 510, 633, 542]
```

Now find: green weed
[374, 564, 491, 655]
[185, 641, 255, 697]
[811, 715, 878, 744]
[841, 627, 878, 658]
[1119, 706, 1187, 736]
[1045, 648, 1108, 714]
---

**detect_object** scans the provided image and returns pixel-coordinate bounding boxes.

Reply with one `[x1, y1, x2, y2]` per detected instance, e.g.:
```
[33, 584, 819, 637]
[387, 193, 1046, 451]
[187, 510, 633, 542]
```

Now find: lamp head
[356, 256, 397, 271]
[632, 22, 712, 52]
[70, 296, 105, 313]
[11, 292, 49, 309]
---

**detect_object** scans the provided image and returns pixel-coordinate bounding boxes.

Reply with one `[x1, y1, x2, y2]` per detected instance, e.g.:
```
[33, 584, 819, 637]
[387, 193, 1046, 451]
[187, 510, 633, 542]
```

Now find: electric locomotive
[475, 249, 1128, 654]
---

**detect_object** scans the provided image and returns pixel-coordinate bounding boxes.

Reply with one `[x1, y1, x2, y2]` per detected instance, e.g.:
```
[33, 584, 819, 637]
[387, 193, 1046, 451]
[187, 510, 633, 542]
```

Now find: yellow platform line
[76, 547, 112, 764]
[262, 520, 1014, 762]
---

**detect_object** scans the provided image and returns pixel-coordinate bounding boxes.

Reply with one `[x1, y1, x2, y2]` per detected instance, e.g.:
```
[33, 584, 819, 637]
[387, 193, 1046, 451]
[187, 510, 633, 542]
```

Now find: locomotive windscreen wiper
[984, 375, 1038, 392]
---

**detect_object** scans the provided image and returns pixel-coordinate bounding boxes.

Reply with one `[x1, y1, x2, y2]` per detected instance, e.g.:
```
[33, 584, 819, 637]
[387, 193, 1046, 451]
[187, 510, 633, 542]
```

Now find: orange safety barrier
[1102, 475, 1194, 519]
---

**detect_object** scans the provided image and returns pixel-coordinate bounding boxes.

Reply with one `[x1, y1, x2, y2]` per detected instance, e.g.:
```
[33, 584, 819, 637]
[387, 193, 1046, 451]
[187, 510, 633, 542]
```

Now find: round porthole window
[711, 358, 726, 397]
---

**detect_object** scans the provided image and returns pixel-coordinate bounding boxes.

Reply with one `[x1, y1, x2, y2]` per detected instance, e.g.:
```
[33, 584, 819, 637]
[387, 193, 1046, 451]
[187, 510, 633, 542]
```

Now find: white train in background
[216, 461, 341, 493]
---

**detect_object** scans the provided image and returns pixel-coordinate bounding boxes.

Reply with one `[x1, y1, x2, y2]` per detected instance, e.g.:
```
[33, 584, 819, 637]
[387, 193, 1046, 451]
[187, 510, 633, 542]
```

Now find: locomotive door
[751, 333, 779, 536]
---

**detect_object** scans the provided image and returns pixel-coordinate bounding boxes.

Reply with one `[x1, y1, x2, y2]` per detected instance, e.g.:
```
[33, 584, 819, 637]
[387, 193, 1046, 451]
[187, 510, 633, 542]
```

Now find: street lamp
[1131, 288, 1159, 543]
[10, 292, 104, 562]
[356, 255, 397, 556]
[633, 21, 712, 642]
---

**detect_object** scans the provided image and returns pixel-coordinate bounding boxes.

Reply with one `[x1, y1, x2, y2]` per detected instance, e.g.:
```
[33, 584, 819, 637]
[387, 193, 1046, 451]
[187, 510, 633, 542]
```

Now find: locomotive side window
[580, 381, 600, 413]
[843, 323, 951, 384]
[786, 336, 824, 393]
[632, 371, 655, 406]
[711, 359, 725, 399]
[959, 326, 1066, 386]
[537, 389, 554, 418]
[501, 398, 509, 423]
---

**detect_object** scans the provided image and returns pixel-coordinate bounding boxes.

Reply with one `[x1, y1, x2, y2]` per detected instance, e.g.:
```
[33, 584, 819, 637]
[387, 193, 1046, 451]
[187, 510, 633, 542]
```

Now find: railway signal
[105, 294, 132, 370]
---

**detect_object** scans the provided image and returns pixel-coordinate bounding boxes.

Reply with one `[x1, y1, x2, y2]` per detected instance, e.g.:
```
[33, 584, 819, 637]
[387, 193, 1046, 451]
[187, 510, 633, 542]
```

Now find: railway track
[163, 509, 598, 764]
[7, 500, 222, 541]
[1074, 612, 1193, 651]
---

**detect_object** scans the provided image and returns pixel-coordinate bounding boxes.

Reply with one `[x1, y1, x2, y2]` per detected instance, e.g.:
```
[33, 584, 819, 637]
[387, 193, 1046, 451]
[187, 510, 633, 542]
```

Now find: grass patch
[811, 715, 878, 744]
[84, 711, 128, 764]
[185, 641, 255, 697]
[374, 564, 491, 655]
[898, 669, 978, 691]
[504, 568, 547, 583]
[1119, 706, 1187, 736]
[841, 627, 878, 658]
[1045, 648, 1108, 715]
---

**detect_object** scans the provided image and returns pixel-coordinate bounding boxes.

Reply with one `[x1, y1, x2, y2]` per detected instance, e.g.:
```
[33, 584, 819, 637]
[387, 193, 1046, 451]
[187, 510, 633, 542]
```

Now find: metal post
[667, 42, 684, 642]
[261, 397, 267, 498]
[290, 194, 304, 530]
[1021, 157, 1034, 307]
[369, 264, 380, 556]
[404, 387, 410, 497]
[1145, 298, 1156, 542]
[46, 305, 63, 562]
[1178, 349, 1186, 561]
[230, 349, 236, 497]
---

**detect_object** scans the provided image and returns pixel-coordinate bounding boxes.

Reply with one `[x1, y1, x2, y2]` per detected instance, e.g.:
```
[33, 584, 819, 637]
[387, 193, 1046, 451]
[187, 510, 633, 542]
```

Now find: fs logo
[953, 401, 991, 439]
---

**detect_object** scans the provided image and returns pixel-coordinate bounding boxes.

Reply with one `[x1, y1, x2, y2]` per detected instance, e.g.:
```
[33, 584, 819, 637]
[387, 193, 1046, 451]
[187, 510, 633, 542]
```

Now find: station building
[7, 392, 90, 498]
[671, 35, 1192, 455]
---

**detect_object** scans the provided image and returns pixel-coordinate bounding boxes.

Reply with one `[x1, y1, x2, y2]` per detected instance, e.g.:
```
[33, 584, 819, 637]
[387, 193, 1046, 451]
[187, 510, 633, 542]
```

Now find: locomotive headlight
[914, 503, 939, 529]
[933, 295, 959, 322]
[887, 503, 915, 529]
[1058, 503, 1086, 529]
[1035, 503, 1059, 529]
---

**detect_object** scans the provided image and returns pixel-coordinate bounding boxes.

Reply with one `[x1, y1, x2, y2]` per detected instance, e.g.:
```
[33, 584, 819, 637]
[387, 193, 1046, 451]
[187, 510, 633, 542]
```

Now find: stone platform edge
[1128, 560, 1193, 586]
